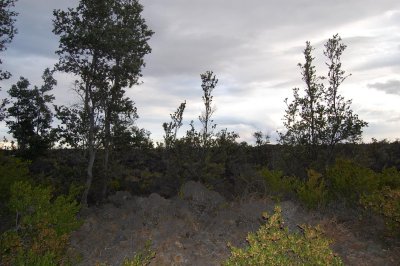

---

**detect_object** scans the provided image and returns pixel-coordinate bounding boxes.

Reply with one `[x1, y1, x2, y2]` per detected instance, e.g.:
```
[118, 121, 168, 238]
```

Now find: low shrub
[360, 187, 400, 236]
[122, 241, 155, 266]
[297, 169, 328, 209]
[0, 152, 30, 203]
[224, 205, 343, 266]
[259, 168, 299, 198]
[0, 181, 82, 265]
[326, 159, 379, 204]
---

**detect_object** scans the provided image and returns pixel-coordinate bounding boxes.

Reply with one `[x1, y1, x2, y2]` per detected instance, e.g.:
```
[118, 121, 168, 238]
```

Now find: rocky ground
[68, 181, 399, 265]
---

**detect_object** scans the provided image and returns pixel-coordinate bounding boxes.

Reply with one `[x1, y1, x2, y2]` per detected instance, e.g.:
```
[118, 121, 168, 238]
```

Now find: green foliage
[199, 71, 218, 148]
[163, 101, 186, 149]
[259, 168, 299, 198]
[0, 0, 18, 82]
[379, 167, 400, 189]
[6, 68, 56, 158]
[122, 241, 155, 266]
[326, 159, 379, 203]
[0, 152, 30, 202]
[224, 205, 343, 266]
[297, 169, 328, 209]
[279, 35, 367, 163]
[360, 187, 400, 235]
[0, 181, 82, 265]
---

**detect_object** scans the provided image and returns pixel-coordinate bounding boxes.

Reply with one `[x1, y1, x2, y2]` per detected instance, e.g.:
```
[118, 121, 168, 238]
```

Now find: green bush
[326, 159, 379, 203]
[360, 187, 400, 235]
[224, 206, 343, 266]
[297, 169, 328, 209]
[122, 241, 155, 266]
[379, 167, 400, 189]
[0, 152, 30, 203]
[259, 168, 299, 198]
[0, 181, 82, 265]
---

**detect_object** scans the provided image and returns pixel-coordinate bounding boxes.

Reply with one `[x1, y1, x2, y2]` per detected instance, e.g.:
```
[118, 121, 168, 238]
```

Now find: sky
[1, 0, 400, 144]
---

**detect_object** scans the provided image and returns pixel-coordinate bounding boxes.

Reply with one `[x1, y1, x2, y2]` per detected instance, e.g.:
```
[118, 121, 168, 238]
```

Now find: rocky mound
[69, 181, 399, 265]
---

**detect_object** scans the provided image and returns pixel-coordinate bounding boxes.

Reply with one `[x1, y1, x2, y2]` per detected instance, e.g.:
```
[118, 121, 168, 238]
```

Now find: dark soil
[69, 181, 400, 265]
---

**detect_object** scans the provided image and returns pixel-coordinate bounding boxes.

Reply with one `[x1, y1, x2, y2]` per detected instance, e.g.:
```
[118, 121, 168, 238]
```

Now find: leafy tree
[0, 0, 18, 121]
[199, 71, 218, 148]
[163, 101, 186, 149]
[253, 131, 270, 147]
[6, 68, 56, 158]
[0, 0, 18, 81]
[279, 41, 326, 160]
[323, 34, 368, 160]
[53, 0, 153, 205]
[279, 35, 367, 163]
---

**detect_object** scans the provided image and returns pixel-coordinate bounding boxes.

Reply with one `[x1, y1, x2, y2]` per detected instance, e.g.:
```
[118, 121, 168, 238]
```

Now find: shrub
[379, 167, 400, 189]
[122, 241, 155, 266]
[326, 159, 379, 203]
[0, 181, 82, 265]
[259, 168, 299, 198]
[0, 152, 30, 203]
[360, 187, 400, 235]
[297, 169, 328, 209]
[224, 206, 343, 266]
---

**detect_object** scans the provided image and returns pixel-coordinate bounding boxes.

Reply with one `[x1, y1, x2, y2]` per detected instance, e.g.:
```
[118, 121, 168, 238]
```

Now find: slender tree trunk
[81, 54, 98, 207]
[101, 108, 111, 199]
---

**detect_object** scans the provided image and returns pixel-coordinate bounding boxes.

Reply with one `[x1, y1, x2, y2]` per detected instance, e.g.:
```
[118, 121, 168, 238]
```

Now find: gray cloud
[2, 0, 400, 143]
[367, 80, 400, 95]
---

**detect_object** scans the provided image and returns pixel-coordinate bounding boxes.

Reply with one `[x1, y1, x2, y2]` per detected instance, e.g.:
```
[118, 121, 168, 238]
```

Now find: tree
[323, 34, 368, 160]
[279, 35, 367, 163]
[199, 71, 218, 148]
[0, 0, 18, 121]
[163, 101, 186, 149]
[0, 0, 17, 81]
[6, 68, 56, 157]
[53, 0, 153, 206]
[253, 131, 270, 147]
[279, 41, 326, 160]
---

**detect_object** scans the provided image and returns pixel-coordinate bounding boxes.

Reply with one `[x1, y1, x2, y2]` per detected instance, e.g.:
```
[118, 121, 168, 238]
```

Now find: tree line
[0, 0, 369, 205]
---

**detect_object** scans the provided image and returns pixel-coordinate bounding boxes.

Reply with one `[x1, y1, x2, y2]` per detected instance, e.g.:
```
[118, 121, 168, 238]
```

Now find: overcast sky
[1, 0, 400, 144]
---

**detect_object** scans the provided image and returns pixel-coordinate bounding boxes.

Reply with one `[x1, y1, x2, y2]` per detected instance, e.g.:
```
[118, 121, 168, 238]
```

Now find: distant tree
[323, 34, 368, 160]
[0, 0, 18, 121]
[279, 34, 367, 163]
[279, 41, 326, 160]
[53, 0, 153, 205]
[6, 68, 56, 157]
[253, 131, 270, 147]
[163, 101, 186, 149]
[199, 71, 218, 148]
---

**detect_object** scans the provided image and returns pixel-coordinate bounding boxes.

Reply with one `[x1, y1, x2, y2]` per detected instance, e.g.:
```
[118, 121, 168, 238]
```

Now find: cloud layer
[1, 0, 400, 143]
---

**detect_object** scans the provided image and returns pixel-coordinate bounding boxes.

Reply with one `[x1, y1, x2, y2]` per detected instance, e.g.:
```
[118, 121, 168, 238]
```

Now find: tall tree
[53, 0, 153, 206]
[0, 0, 18, 121]
[199, 71, 218, 148]
[279, 35, 367, 163]
[163, 101, 186, 149]
[323, 34, 368, 160]
[279, 42, 326, 159]
[6, 68, 56, 157]
[0, 0, 17, 81]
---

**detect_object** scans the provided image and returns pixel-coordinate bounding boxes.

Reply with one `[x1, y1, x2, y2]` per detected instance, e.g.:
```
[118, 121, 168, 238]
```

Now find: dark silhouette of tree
[323, 34, 368, 160]
[53, 0, 153, 206]
[6, 68, 56, 158]
[199, 71, 218, 148]
[163, 101, 186, 149]
[0, 0, 18, 121]
[279, 41, 325, 160]
[279, 34, 367, 164]
[253, 131, 270, 147]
